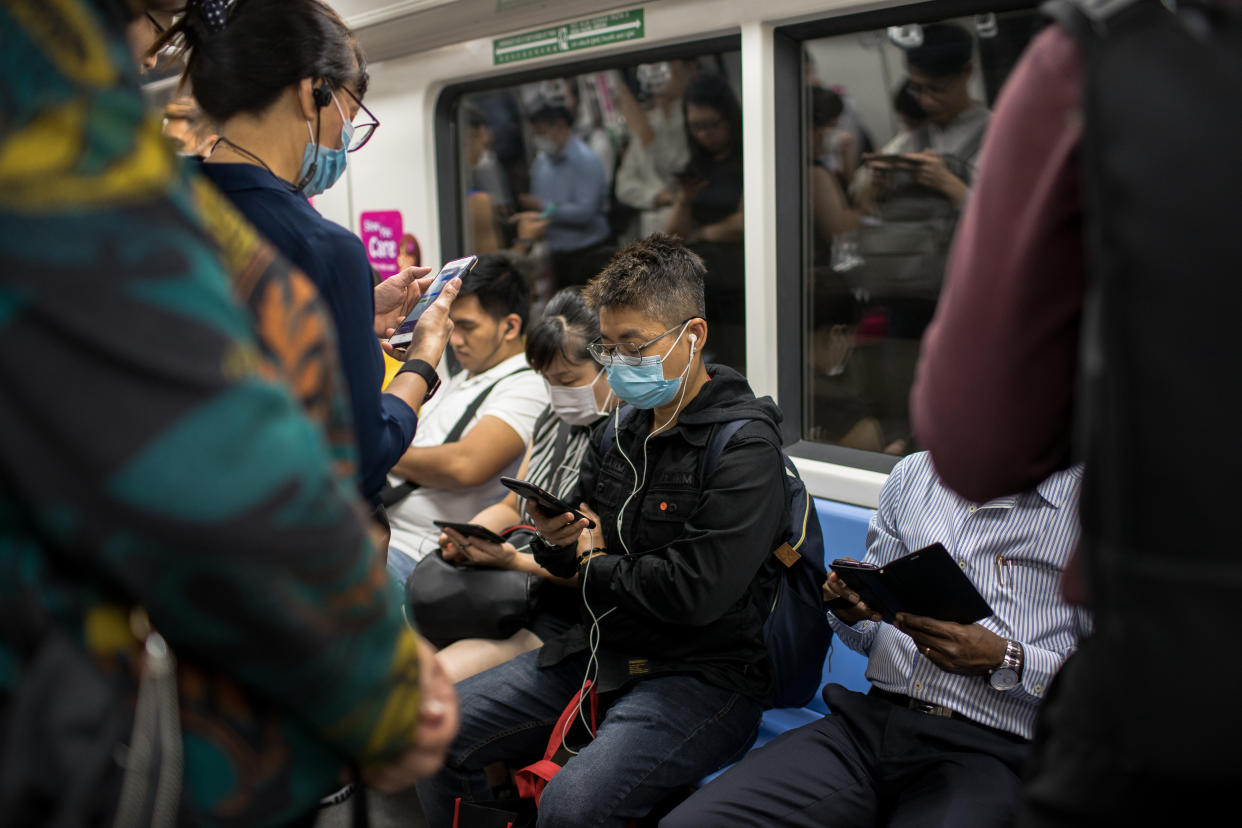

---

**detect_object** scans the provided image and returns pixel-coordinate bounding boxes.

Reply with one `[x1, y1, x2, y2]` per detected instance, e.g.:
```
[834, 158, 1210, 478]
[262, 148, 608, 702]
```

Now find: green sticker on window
[493, 9, 645, 65]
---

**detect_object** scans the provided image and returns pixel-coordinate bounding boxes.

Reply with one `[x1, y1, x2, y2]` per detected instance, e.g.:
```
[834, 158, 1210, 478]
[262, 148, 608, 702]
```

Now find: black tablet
[831, 543, 992, 625]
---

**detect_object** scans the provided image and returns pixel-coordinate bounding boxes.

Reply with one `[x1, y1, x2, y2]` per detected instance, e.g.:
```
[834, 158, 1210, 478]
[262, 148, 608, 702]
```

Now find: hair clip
[190, 0, 230, 33]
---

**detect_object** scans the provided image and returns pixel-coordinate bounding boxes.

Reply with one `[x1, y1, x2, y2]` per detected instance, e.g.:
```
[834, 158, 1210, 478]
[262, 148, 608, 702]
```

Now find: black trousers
[1016, 627, 1238, 827]
[663, 684, 1029, 828]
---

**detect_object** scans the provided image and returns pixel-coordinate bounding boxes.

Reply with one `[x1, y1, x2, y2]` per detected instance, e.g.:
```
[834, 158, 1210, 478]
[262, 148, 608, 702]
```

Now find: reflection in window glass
[802, 11, 1043, 453]
[453, 48, 748, 372]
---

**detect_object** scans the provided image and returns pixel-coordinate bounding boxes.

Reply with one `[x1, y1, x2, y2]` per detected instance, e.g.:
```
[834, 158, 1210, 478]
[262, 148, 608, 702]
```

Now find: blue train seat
[699, 497, 875, 785]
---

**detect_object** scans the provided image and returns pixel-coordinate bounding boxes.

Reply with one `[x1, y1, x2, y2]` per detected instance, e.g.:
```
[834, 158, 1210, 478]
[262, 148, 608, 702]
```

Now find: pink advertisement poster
[360, 210, 403, 280]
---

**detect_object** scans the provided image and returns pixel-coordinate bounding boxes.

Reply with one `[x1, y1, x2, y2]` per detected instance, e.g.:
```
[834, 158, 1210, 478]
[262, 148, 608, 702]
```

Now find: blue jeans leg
[415, 649, 591, 828]
[387, 545, 418, 585]
[534, 674, 762, 828]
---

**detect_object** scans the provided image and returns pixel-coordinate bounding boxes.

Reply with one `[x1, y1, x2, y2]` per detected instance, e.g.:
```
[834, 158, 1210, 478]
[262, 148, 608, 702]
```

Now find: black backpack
[1043, 0, 1242, 599]
[1043, 0, 1242, 763]
[599, 408, 832, 708]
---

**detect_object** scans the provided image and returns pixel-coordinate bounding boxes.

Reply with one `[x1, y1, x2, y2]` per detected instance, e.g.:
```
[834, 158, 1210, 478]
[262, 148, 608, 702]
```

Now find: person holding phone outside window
[664, 74, 748, 370]
[432, 288, 619, 682]
[166, 0, 452, 526]
[665, 73, 744, 246]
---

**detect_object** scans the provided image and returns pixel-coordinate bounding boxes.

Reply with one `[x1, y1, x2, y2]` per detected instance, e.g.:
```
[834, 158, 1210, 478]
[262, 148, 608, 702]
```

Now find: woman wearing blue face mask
[165, 0, 454, 526]
[434, 288, 618, 682]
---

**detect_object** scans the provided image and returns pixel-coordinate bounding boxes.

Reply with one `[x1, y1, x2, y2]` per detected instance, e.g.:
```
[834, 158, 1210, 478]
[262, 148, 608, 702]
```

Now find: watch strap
[397, 358, 440, 402]
[990, 639, 1023, 676]
[1003, 639, 1024, 675]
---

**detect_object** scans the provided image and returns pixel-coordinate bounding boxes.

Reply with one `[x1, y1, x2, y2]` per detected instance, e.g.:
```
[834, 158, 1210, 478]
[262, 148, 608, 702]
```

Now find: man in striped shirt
[666, 451, 1089, 828]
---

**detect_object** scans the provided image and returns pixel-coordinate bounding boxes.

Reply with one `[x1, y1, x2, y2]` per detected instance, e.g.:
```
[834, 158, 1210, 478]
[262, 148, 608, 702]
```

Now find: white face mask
[545, 369, 611, 426]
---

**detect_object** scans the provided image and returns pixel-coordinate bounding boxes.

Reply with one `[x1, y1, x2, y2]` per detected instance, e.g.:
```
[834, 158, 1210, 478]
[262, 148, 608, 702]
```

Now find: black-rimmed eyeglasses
[337, 86, 380, 153]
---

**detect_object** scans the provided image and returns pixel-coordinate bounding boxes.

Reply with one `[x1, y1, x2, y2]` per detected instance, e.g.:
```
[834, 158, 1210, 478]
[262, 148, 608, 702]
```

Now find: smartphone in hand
[388, 255, 477, 347]
[432, 520, 506, 545]
[499, 477, 597, 529]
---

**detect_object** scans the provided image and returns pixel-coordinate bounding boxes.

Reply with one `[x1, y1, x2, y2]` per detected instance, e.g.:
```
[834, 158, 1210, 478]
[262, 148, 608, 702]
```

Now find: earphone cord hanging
[567, 335, 695, 752]
[563, 526, 614, 757]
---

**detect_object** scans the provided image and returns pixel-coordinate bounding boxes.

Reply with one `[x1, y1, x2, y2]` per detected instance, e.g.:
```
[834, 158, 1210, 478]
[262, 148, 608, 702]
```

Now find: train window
[445, 47, 748, 372]
[796, 8, 1043, 458]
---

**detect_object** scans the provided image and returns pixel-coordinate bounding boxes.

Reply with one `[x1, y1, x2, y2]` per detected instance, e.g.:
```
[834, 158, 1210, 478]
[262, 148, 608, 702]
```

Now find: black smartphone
[499, 476, 597, 529]
[432, 520, 506, 545]
[388, 255, 477, 347]
[828, 559, 888, 616]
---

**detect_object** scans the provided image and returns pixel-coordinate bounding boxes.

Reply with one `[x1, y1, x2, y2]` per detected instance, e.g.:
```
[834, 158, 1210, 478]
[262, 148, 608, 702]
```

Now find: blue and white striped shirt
[828, 451, 1091, 739]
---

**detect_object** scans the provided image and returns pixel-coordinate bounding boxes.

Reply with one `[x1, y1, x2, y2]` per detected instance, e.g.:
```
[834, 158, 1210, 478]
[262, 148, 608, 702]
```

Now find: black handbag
[404, 532, 539, 649]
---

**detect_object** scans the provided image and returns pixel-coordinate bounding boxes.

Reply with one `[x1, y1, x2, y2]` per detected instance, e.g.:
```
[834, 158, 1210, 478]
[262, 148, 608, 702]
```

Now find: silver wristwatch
[989, 639, 1024, 691]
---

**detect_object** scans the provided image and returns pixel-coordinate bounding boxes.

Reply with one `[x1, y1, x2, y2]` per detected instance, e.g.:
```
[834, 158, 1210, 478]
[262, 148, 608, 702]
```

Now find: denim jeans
[387, 545, 417, 586]
[415, 648, 762, 828]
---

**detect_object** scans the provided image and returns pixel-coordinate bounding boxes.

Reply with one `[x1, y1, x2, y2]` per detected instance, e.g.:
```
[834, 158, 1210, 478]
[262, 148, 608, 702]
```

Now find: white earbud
[689, 332, 697, 355]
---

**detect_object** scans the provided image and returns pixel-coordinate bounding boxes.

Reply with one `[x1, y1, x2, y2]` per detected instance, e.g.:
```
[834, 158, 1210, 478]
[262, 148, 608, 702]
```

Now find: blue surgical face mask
[297, 92, 354, 198]
[605, 322, 691, 409]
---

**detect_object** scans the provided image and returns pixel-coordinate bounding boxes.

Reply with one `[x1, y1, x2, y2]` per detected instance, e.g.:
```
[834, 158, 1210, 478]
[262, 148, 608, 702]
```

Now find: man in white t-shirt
[386, 255, 549, 583]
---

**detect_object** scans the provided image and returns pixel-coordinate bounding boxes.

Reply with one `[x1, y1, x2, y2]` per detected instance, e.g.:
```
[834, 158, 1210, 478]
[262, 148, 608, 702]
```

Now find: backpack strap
[596, 404, 636, 456]
[699, 420, 814, 565]
[698, 419, 751, 481]
[381, 367, 532, 508]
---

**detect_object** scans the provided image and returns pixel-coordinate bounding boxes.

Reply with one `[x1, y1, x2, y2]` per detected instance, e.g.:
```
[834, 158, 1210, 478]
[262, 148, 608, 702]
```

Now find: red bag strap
[501, 524, 537, 537]
[514, 681, 598, 805]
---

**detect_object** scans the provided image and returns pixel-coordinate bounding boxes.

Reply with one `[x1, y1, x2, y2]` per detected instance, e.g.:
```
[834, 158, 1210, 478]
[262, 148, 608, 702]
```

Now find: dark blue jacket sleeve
[317, 234, 419, 503]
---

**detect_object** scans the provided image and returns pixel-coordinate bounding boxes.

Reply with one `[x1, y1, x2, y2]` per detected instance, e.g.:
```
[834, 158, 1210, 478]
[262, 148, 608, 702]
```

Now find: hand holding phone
[500, 477, 597, 530]
[823, 557, 883, 621]
[432, 520, 506, 545]
[388, 256, 478, 348]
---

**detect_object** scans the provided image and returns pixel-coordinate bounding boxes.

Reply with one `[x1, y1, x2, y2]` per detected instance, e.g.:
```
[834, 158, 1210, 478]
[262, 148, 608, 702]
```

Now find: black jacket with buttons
[535, 365, 788, 703]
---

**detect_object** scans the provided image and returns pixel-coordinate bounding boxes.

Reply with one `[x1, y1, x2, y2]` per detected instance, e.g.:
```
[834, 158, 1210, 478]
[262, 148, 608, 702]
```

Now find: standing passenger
[911, 1, 1242, 823]
[614, 60, 695, 239]
[665, 74, 747, 371]
[852, 23, 990, 339]
[514, 104, 612, 290]
[1, 1, 456, 824]
[167, 0, 448, 522]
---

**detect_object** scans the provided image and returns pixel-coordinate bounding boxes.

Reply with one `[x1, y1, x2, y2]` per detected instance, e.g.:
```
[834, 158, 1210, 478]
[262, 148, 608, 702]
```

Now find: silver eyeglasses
[587, 319, 696, 366]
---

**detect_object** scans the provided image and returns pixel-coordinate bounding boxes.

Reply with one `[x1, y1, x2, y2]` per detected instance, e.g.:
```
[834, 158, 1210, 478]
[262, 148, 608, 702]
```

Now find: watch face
[990, 667, 1020, 691]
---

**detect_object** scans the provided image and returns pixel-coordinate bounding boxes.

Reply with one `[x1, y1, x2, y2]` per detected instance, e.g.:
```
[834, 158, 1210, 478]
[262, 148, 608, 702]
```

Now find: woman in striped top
[436, 288, 618, 682]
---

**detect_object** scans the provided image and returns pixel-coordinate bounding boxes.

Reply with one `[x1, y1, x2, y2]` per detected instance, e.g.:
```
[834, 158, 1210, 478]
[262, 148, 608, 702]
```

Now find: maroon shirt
[912, 28, 1086, 504]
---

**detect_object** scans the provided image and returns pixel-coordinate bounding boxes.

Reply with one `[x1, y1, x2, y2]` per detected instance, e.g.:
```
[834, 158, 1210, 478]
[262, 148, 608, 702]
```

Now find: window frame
[772, 0, 1042, 474]
[433, 35, 742, 263]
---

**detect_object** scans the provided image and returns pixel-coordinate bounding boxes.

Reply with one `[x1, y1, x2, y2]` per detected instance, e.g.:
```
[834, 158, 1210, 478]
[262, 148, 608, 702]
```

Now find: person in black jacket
[415, 235, 789, 827]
